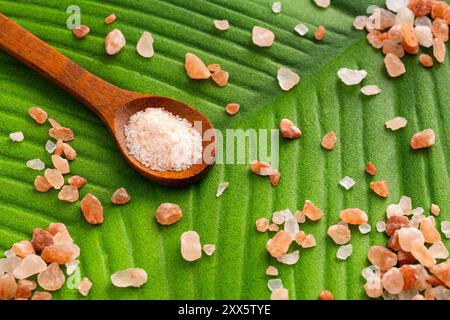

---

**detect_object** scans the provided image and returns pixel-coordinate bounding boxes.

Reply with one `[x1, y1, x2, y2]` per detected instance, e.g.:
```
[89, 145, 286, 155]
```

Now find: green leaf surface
[0, 0, 448, 300]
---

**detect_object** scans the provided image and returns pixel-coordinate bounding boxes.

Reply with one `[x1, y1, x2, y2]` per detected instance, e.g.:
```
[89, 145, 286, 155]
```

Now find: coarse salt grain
[359, 223, 372, 234]
[337, 68, 368, 85]
[111, 268, 147, 288]
[214, 20, 229, 31]
[180, 231, 202, 261]
[314, 0, 331, 9]
[376, 221, 386, 232]
[124, 108, 202, 172]
[9, 131, 24, 142]
[361, 85, 381, 96]
[105, 13, 116, 25]
[272, 2, 282, 13]
[45, 140, 56, 153]
[203, 244, 216, 256]
[105, 29, 126, 55]
[136, 32, 154, 58]
[339, 176, 355, 190]
[276, 250, 300, 265]
[27, 159, 45, 171]
[441, 221, 450, 238]
[271, 288, 288, 300]
[294, 23, 309, 36]
[28, 107, 48, 124]
[65, 260, 79, 276]
[314, 25, 326, 40]
[252, 26, 275, 47]
[266, 266, 278, 276]
[72, 25, 90, 39]
[385, 117, 408, 131]
[337, 244, 353, 260]
[216, 182, 229, 197]
[387, 0, 409, 13]
[353, 16, 369, 30]
[267, 278, 283, 291]
[277, 67, 300, 91]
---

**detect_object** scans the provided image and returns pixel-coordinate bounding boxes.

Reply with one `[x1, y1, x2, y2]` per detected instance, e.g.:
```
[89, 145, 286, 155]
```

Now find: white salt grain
[203, 244, 216, 256]
[386, 0, 409, 13]
[415, 16, 432, 28]
[337, 68, 367, 85]
[216, 182, 229, 197]
[284, 218, 299, 239]
[294, 23, 309, 36]
[361, 85, 381, 96]
[429, 241, 449, 259]
[26, 159, 45, 171]
[124, 108, 202, 172]
[441, 221, 450, 238]
[277, 250, 299, 265]
[9, 131, 24, 142]
[272, 2, 282, 13]
[65, 260, 80, 276]
[359, 223, 372, 234]
[339, 176, 355, 190]
[277, 67, 300, 91]
[353, 16, 369, 30]
[395, 7, 415, 26]
[366, 5, 379, 14]
[136, 31, 154, 58]
[376, 221, 386, 232]
[399, 196, 412, 214]
[415, 26, 433, 48]
[45, 140, 56, 153]
[314, 0, 331, 9]
[337, 244, 353, 260]
[385, 117, 407, 131]
[268, 278, 283, 291]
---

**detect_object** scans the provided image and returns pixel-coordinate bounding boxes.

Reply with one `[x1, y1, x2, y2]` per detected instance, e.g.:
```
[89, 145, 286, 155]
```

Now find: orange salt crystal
[378, 32, 389, 42]
[385, 215, 410, 237]
[111, 187, 131, 205]
[252, 26, 275, 47]
[432, 1, 448, 18]
[419, 54, 434, 67]
[78, 277, 93, 296]
[48, 118, 61, 129]
[295, 231, 306, 246]
[211, 69, 229, 87]
[41, 244, 78, 264]
[51, 155, 70, 174]
[279, 119, 301, 139]
[327, 224, 351, 245]
[105, 29, 126, 55]
[368, 246, 398, 271]
[266, 266, 278, 276]
[314, 25, 326, 41]
[155, 203, 182, 225]
[62, 143, 77, 160]
[80, 194, 104, 225]
[31, 291, 52, 300]
[319, 290, 334, 300]
[31, 228, 54, 252]
[256, 218, 270, 232]
[294, 210, 306, 224]
[0, 274, 17, 300]
[207, 64, 221, 72]
[383, 40, 405, 58]
[432, 18, 449, 42]
[15, 279, 36, 299]
[399, 265, 419, 290]
[34, 176, 52, 192]
[225, 103, 240, 115]
[38, 263, 65, 291]
[402, 41, 419, 55]
[430, 203, 440, 216]
[12, 240, 35, 258]
[269, 170, 281, 186]
[400, 23, 418, 47]
[185, 53, 211, 79]
[444, 6, 450, 24]
[44, 169, 64, 190]
[105, 13, 116, 25]
[54, 139, 64, 156]
[268, 223, 279, 232]
[49, 127, 74, 142]
[430, 260, 450, 287]
[68, 175, 87, 189]
[250, 160, 275, 176]
[47, 223, 73, 244]
[384, 53, 406, 78]
[411, 240, 436, 268]
[271, 288, 289, 300]
[58, 185, 79, 203]
[302, 234, 316, 248]
[433, 38, 446, 63]
[365, 162, 378, 176]
[28, 107, 47, 124]
[408, 0, 434, 16]
[410, 128, 436, 149]
[72, 25, 90, 39]
[382, 267, 404, 294]
[339, 208, 368, 225]
[420, 217, 441, 244]
[266, 230, 292, 258]
[303, 200, 324, 221]
[370, 181, 389, 198]
[321, 131, 336, 150]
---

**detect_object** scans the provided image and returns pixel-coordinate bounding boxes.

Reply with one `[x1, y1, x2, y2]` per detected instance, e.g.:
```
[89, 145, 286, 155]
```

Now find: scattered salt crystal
[415, 16, 432, 28]
[180, 231, 202, 261]
[111, 187, 131, 205]
[321, 131, 336, 150]
[293, 210, 306, 224]
[104, 13, 116, 25]
[58, 185, 79, 203]
[433, 38, 446, 64]
[271, 288, 288, 300]
[314, 25, 326, 40]
[411, 207, 424, 217]
[26, 159, 45, 171]
[49, 127, 74, 141]
[386, 0, 409, 13]
[28, 106, 48, 124]
[415, 25, 433, 47]
[203, 244, 216, 256]
[38, 262, 65, 291]
[359, 224, 372, 234]
[211, 70, 229, 87]
[111, 268, 148, 287]
[216, 182, 229, 197]
[429, 241, 449, 259]
[385, 116, 407, 131]
[267, 278, 283, 291]
[294, 23, 309, 36]
[399, 196, 412, 214]
[410, 128, 436, 149]
[366, 5, 379, 14]
[44, 168, 64, 190]
[78, 277, 92, 296]
[279, 119, 301, 139]
[266, 266, 278, 276]
[327, 224, 351, 244]
[339, 176, 355, 190]
[313, 0, 330, 9]
[303, 200, 324, 221]
[272, 2, 281, 13]
[430, 204, 440, 216]
[68, 175, 87, 190]
[284, 218, 299, 239]
[214, 20, 229, 31]
[337, 68, 367, 85]
[382, 267, 404, 294]
[226, 103, 240, 115]
[398, 227, 424, 252]
[353, 16, 369, 30]
[9, 131, 24, 142]
[434, 286, 450, 300]
[376, 221, 386, 232]
[419, 53, 434, 68]
[277, 68, 300, 91]
[136, 32, 154, 58]
[361, 85, 381, 96]
[185, 53, 211, 80]
[105, 29, 126, 55]
[337, 244, 353, 260]
[441, 221, 450, 238]
[4, 249, 16, 258]
[80, 194, 104, 224]
[51, 155, 70, 174]
[384, 53, 406, 77]
[45, 140, 56, 153]
[266, 230, 292, 258]
[252, 26, 275, 47]
[272, 210, 288, 225]
[0, 256, 22, 274]
[72, 25, 90, 39]
[256, 218, 270, 232]
[66, 266, 81, 289]
[13, 254, 47, 280]
[268, 223, 279, 232]
[65, 260, 79, 276]
[395, 7, 415, 26]
[277, 250, 299, 265]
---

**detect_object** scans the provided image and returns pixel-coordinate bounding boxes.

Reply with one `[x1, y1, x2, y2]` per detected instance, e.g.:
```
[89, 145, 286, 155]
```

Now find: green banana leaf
[0, 0, 448, 300]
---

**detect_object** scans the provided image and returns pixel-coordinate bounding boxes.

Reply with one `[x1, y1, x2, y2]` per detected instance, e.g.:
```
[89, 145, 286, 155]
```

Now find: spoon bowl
[0, 14, 216, 186]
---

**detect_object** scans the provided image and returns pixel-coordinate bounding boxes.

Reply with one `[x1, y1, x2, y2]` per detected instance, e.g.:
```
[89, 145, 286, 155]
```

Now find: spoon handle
[0, 13, 140, 122]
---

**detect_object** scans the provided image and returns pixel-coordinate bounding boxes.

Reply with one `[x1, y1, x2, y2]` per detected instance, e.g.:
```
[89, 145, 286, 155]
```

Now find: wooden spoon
[0, 14, 215, 187]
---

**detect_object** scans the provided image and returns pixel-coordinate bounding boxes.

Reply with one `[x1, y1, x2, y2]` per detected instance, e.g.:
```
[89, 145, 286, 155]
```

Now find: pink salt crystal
[385, 215, 410, 236]
[0, 274, 17, 300]
[384, 53, 406, 78]
[294, 231, 306, 246]
[111, 187, 131, 205]
[277, 68, 300, 91]
[207, 64, 221, 72]
[388, 25, 403, 43]
[68, 175, 87, 189]
[415, 25, 433, 47]
[327, 224, 351, 245]
[368, 246, 398, 271]
[361, 85, 382, 96]
[321, 131, 336, 150]
[367, 30, 384, 48]
[365, 162, 378, 176]
[408, 0, 434, 16]
[203, 244, 216, 256]
[31, 291, 52, 300]
[250, 160, 275, 176]
[62, 143, 77, 160]
[54, 139, 64, 155]
[28, 107, 47, 124]
[401, 23, 419, 47]
[15, 279, 36, 299]
[136, 32, 154, 58]
[269, 170, 281, 186]
[353, 16, 369, 30]
[339, 208, 368, 225]
[13, 254, 47, 280]
[266, 230, 292, 258]
[303, 200, 324, 221]
[78, 277, 92, 296]
[256, 218, 270, 232]
[302, 234, 316, 248]
[420, 217, 441, 244]
[370, 181, 389, 198]
[44, 169, 64, 190]
[41, 244, 79, 265]
[430, 260, 450, 287]
[364, 275, 383, 298]
[51, 155, 70, 174]
[266, 266, 278, 276]
[293, 210, 306, 224]
[385, 116, 408, 131]
[433, 38, 446, 63]
[185, 53, 211, 79]
[399, 264, 419, 290]
[180, 231, 202, 261]
[398, 227, 424, 252]
[37, 263, 65, 291]
[104, 13, 116, 25]
[382, 267, 404, 294]
[271, 288, 289, 300]
[430, 204, 440, 216]
[0, 256, 22, 275]
[72, 25, 90, 39]
[268, 223, 279, 232]
[252, 26, 275, 47]
[313, 0, 330, 8]
[49, 127, 74, 142]
[277, 250, 299, 265]
[225, 103, 240, 115]
[105, 29, 126, 55]
[383, 40, 405, 58]
[279, 119, 301, 139]
[411, 239, 436, 268]
[412, 294, 425, 300]
[48, 118, 61, 129]
[211, 70, 229, 87]
[9, 131, 24, 142]
[429, 241, 449, 259]
[80, 194, 104, 225]
[12, 241, 35, 258]
[58, 185, 79, 203]
[31, 228, 54, 252]
[214, 20, 229, 31]
[34, 176, 52, 192]
[432, 18, 449, 42]
[314, 25, 326, 40]
[155, 203, 182, 225]
[111, 268, 148, 287]
[410, 128, 436, 149]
